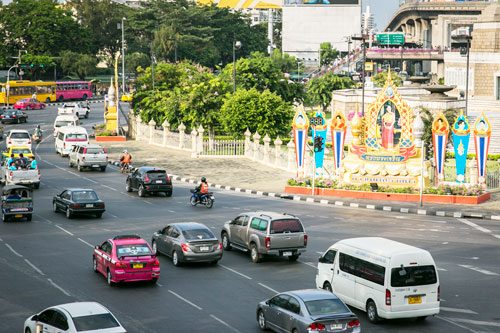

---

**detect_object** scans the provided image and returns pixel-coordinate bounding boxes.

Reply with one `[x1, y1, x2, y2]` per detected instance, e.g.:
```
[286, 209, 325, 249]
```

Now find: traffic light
[30, 64, 34, 67]
[314, 136, 323, 153]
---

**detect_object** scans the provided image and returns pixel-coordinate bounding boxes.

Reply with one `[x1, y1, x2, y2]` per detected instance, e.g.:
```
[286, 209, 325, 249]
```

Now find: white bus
[316, 237, 440, 323]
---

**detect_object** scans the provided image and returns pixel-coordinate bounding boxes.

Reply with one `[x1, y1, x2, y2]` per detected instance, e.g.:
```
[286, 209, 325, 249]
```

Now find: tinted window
[270, 219, 303, 234]
[66, 133, 87, 140]
[287, 297, 301, 314]
[86, 148, 105, 154]
[38, 309, 56, 324]
[58, 132, 64, 140]
[391, 265, 437, 287]
[116, 244, 152, 257]
[55, 121, 72, 127]
[270, 295, 290, 308]
[12, 148, 31, 155]
[72, 191, 98, 202]
[250, 218, 260, 229]
[10, 133, 30, 139]
[305, 298, 350, 316]
[322, 250, 337, 264]
[339, 253, 385, 286]
[72, 313, 120, 331]
[52, 311, 69, 330]
[182, 228, 215, 240]
[250, 218, 267, 231]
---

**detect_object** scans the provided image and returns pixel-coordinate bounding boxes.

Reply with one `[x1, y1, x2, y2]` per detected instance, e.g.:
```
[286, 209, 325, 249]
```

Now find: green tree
[0, 0, 92, 57]
[60, 51, 97, 80]
[220, 88, 293, 138]
[305, 73, 355, 110]
[271, 49, 302, 74]
[20, 54, 56, 80]
[125, 52, 151, 73]
[319, 42, 339, 67]
[372, 71, 403, 87]
[419, 107, 458, 155]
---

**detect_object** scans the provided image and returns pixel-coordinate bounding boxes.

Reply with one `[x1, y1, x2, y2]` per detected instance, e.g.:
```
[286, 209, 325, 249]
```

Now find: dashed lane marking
[25, 259, 45, 276]
[458, 218, 492, 234]
[47, 278, 71, 297]
[68, 171, 79, 177]
[78, 238, 94, 248]
[55, 225, 74, 236]
[440, 307, 478, 315]
[101, 184, 118, 192]
[436, 316, 481, 333]
[156, 282, 163, 287]
[209, 315, 243, 333]
[168, 290, 202, 310]
[258, 283, 279, 294]
[445, 318, 500, 328]
[143, 200, 154, 205]
[168, 210, 175, 213]
[459, 264, 499, 276]
[298, 260, 317, 269]
[107, 213, 119, 219]
[82, 177, 98, 184]
[219, 264, 252, 280]
[5, 244, 23, 257]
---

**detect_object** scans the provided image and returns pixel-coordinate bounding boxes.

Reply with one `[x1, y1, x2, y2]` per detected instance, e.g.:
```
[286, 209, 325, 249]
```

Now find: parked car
[93, 235, 160, 286]
[152, 222, 222, 266]
[1, 110, 28, 124]
[221, 211, 307, 263]
[121, 93, 133, 102]
[6, 129, 31, 149]
[53, 188, 105, 219]
[68, 144, 108, 172]
[24, 302, 126, 333]
[257, 289, 360, 333]
[126, 166, 173, 197]
[14, 98, 46, 110]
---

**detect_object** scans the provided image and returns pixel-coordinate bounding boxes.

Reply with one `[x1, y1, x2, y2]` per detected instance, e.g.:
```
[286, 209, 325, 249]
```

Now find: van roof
[55, 114, 78, 121]
[334, 237, 430, 259]
[58, 126, 87, 134]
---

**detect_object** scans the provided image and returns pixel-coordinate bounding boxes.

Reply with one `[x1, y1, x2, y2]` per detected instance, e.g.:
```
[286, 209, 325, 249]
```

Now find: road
[0, 102, 499, 333]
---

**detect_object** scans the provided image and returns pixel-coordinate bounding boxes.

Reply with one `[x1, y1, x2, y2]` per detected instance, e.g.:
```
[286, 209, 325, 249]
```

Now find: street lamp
[6, 64, 18, 108]
[151, 42, 156, 91]
[232, 40, 242, 93]
[454, 34, 472, 116]
[168, 38, 178, 63]
[352, 34, 367, 116]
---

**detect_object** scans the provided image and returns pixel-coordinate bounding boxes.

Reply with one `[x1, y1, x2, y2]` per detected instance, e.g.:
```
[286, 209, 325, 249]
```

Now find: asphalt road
[0, 103, 499, 333]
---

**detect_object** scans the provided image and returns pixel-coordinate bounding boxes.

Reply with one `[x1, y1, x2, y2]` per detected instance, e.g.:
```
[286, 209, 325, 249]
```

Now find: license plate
[156, 180, 162, 183]
[408, 296, 422, 304]
[86, 204, 93, 208]
[132, 263, 144, 269]
[330, 324, 342, 330]
[283, 251, 292, 256]
[200, 246, 210, 252]
[15, 214, 23, 218]
[92, 164, 99, 168]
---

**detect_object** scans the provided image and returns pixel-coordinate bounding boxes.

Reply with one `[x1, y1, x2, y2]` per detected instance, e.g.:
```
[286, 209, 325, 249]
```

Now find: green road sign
[377, 33, 405, 45]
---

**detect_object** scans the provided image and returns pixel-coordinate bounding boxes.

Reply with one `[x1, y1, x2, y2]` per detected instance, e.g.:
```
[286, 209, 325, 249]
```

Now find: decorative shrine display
[292, 105, 310, 178]
[452, 110, 470, 183]
[473, 113, 491, 186]
[330, 110, 347, 174]
[432, 112, 450, 184]
[311, 107, 327, 175]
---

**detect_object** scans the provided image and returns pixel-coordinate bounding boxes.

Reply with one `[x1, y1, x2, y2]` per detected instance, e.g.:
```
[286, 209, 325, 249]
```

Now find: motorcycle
[121, 162, 132, 174]
[189, 189, 214, 208]
[33, 131, 42, 144]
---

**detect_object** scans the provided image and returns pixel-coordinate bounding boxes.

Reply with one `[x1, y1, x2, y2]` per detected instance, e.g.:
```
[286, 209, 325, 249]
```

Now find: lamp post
[232, 40, 242, 93]
[120, 17, 126, 95]
[352, 35, 367, 116]
[151, 42, 156, 91]
[6, 64, 18, 108]
[168, 38, 178, 63]
[464, 35, 472, 117]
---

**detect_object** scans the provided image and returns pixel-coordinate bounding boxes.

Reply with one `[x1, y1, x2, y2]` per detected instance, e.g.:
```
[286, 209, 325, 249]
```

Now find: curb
[108, 160, 493, 220]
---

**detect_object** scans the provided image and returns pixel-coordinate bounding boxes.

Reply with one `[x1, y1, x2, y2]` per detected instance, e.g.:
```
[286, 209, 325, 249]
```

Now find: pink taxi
[93, 235, 160, 286]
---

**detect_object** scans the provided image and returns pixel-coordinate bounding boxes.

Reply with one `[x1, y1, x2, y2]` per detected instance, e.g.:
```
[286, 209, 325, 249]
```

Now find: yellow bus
[0, 80, 56, 105]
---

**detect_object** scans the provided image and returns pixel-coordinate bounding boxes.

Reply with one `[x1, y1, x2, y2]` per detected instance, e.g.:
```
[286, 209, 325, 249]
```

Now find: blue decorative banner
[312, 109, 327, 175]
[452, 110, 470, 183]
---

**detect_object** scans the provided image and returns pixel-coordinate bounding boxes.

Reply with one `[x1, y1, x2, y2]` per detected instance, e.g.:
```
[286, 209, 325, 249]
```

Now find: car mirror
[318, 256, 324, 263]
[265, 300, 270, 305]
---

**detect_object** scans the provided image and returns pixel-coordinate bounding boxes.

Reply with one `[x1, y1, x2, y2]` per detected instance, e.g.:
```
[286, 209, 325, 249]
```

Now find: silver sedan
[257, 289, 361, 333]
[151, 222, 223, 266]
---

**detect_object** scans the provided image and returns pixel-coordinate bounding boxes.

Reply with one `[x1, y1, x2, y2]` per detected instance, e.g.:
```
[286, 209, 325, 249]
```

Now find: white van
[316, 237, 439, 323]
[53, 114, 79, 137]
[55, 126, 89, 157]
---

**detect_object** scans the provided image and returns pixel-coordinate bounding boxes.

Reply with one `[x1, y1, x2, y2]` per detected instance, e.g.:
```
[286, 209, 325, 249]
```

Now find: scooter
[189, 189, 214, 208]
[33, 133, 42, 144]
[121, 162, 132, 174]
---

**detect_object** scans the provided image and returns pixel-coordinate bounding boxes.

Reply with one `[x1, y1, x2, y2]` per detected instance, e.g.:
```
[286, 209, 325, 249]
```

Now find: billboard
[197, 0, 282, 9]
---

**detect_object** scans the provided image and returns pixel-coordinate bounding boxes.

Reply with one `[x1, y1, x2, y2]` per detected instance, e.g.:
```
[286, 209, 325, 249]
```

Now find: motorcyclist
[120, 150, 132, 173]
[33, 125, 42, 141]
[194, 177, 209, 203]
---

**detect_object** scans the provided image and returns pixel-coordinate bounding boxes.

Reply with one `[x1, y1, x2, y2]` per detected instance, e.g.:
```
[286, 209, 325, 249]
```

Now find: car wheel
[250, 243, 261, 263]
[416, 316, 428, 321]
[53, 202, 59, 213]
[257, 310, 268, 331]
[27, 215, 32, 222]
[288, 254, 299, 262]
[138, 185, 146, 197]
[83, 94, 88, 100]
[166, 190, 172, 197]
[323, 282, 333, 292]
[100, 166, 106, 172]
[210, 260, 219, 265]
[33, 183, 40, 189]
[152, 241, 159, 255]
[367, 301, 380, 324]
[222, 232, 231, 251]
[172, 250, 181, 266]
[93, 257, 98, 272]
[85, 112, 89, 119]
[41, 104, 45, 109]
[17, 118, 20, 124]
[77, 163, 83, 172]
[58, 96, 64, 102]
[126, 180, 132, 192]
[95, 213, 103, 218]
[25, 328, 32, 333]
[2, 214, 8, 222]
[107, 269, 114, 286]
[68, 160, 73, 168]
[65, 208, 72, 219]
[24, 118, 27, 123]
[26, 106, 31, 110]
[151, 278, 158, 284]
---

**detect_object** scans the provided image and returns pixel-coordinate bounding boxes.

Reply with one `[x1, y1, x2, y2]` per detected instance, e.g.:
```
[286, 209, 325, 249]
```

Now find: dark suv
[125, 166, 173, 197]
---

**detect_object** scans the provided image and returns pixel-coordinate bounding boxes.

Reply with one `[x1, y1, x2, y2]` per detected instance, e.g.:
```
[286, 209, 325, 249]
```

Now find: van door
[333, 252, 357, 306]
[317, 249, 337, 290]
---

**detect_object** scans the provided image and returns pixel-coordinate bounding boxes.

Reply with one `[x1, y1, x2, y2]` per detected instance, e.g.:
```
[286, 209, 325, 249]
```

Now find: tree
[372, 71, 403, 87]
[419, 107, 458, 156]
[60, 51, 97, 80]
[319, 42, 339, 67]
[220, 88, 293, 139]
[271, 49, 302, 74]
[305, 73, 355, 110]
[0, 0, 93, 57]
[20, 54, 56, 80]
[125, 52, 151, 74]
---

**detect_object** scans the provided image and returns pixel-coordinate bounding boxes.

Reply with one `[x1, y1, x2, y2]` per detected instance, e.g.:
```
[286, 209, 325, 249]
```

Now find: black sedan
[152, 222, 223, 266]
[1, 110, 28, 124]
[53, 188, 105, 219]
[126, 166, 173, 197]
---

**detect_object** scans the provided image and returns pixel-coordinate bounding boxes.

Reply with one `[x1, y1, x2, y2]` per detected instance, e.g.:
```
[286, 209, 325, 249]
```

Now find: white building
[362, 5, 376, 34]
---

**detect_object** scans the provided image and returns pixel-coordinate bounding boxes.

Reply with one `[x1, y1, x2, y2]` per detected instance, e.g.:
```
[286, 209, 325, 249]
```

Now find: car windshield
[182, 228, 215, 240]
[391, 265, 437, 287]
[72, 313, 120, 332]
[116, 244, 152, 257]
[10, 133, 30, 139]
[11, 148, 31, 155]
[269, 219, 304, 234]
[5, 111, 16, 115]
[66, 133, 87, 140]
[305, 298, 350, 316]
[55, 121, 72, 127]
[72, 191, 98, 202]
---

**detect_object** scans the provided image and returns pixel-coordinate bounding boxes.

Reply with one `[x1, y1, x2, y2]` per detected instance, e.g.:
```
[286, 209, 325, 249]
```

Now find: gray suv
[221, 211, 307, 263]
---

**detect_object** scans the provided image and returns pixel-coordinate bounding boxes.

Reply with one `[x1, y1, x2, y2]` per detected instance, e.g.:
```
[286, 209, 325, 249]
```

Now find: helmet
[122, 150, 128, 153]
[36, 125, 40, 129]
[201, 177, 206, 182]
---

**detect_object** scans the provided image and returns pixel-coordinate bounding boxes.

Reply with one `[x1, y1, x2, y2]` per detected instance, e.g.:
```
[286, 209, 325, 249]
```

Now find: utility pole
[233, 40, 241, 93]
[121, 17, 126, 95]
[465, 35, 471, 117]
[352, 34, 367, 116]
[151, 42, 155, 91]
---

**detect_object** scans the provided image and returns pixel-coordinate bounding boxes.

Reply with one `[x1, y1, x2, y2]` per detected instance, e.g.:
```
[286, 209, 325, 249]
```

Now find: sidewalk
[97, 139, 500, 220]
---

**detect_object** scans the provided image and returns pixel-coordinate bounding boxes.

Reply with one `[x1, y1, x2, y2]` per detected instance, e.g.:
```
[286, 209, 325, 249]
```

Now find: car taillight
[96, 203, 105, 208]
[106, 156, 108, 161]
[28, 140, 31, 144]
[143, 176, 150, 182]
[166, 177, 170, 182]
[82, 156, 85, 161]
[437, 285, 440, 302]
[9, 171, 13, 178]
[304, 234, 308, 246]
[83, 148, 87, 154]
[63, 142, 66, 149]
[217, 242, 222, 250]
[386, 289, 391, 306]
[308, 323, 325, 331]
[37, 169, 40, 175]
[181, 243, 192, 252]
[265, 236, 270, 249]
[347, 319, 360, 328]
[153, 259, 159, 266]
[73, 204, 82, 209]
[115, 262, 127, 268]
[8, 140, 11, 145]
[12, 115, 16, 118]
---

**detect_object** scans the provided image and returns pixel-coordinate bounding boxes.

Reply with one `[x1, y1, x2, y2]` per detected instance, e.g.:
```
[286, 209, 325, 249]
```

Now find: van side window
[250, 218, 260, 230]
[322, 250, 337, 264]
[58, 132, 64, 140]
[339, 253, 385, 286]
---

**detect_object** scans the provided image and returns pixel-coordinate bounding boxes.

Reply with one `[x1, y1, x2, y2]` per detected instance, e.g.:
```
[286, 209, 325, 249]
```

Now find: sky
[364, 0, 400, 31]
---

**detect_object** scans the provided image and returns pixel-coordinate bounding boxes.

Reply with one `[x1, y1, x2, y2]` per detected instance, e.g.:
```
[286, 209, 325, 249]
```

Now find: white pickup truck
[57, 102, 89, 119]
[0, 159, 40, 189]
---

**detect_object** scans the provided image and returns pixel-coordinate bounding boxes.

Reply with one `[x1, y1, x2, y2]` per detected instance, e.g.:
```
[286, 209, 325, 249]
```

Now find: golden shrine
[341, 72, 431, 188]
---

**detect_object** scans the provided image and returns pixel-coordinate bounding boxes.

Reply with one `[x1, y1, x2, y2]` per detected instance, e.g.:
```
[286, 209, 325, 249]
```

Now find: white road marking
[55, 225, 74, 236]
[101, 184, 118, 191]
[5, 244, 23, 257]
[0, 237, 3, 241]
[107, 213, 119, 218]
[458, 218, 491, 234]
[219, 264, 252, 280]
[47, 278, 71, 296]
[436, 316, 481, 333]
[316, 251, 323, 254]
[143, 200, 153, 205]
[459, 264, 499, 276]
[168, 290, 202, 310]
[156, 282, 163, 287]
[78, 238, 94, 248]
[68, 171, 79, 177]
[258, 283, 279, 294]
[442, 242, 449, 244]
[333, 217, 344, 220]
[168, 210, 175, 213]
[446, 318, 500, 328]
[24, 259, 45, 276]
[494, 235, 500, 240]
[440, 307, 478, 315]
[319, 216, 329, 219]
[82, 177, 98, 184]
[437, 268, 448, 272]
[210, 314, 243, 333]
[44, 160, 55, 166]
[298, 260, 317, 269]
